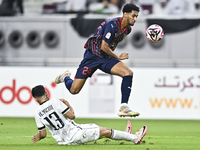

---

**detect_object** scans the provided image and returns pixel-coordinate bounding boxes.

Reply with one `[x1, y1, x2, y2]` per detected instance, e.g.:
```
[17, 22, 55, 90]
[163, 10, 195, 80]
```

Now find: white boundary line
[0, 135, 52, 138]
[0, 135, 198, 139]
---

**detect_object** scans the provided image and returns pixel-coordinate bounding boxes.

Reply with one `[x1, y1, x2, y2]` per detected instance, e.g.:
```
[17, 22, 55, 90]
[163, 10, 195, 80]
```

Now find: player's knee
[129, 70, 133, 76]
[70, 88, 80, 94]
[124, 69, 133, 76]
[105, 129, 112, 138]
[99, 127, 111, 138]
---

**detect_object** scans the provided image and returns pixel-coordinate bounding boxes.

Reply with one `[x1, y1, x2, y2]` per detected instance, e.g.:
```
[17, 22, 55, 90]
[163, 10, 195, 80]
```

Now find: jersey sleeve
[102, 21, 116, 44]
[35, 112, 45, 131]
[55, 98, 70, 115]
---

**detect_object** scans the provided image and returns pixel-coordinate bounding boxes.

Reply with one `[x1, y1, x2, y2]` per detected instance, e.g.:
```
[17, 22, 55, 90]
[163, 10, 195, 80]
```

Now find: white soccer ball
[146, 24, 164, 42]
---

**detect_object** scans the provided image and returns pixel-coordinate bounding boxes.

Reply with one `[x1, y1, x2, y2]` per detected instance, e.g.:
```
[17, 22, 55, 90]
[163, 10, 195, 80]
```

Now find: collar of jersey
[119, 17, 128, 31]
[40, 100, 49, 105]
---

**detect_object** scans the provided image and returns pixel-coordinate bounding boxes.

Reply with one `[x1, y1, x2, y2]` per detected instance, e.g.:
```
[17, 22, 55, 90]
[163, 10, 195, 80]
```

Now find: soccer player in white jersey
[31, 85, 147, 145]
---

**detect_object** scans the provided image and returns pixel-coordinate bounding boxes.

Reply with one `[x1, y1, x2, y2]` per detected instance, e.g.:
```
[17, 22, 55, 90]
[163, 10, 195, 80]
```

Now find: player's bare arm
[101, 40, 129, 60]
[31, 129, 46, 143]
[119, 52, 129, 60]
[60, 99, 75, 119]
[59, 98, 74, 114]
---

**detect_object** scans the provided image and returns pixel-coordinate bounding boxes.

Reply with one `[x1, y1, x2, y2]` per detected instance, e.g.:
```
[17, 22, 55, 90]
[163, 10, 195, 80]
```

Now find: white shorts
[61, 123, 100, 145]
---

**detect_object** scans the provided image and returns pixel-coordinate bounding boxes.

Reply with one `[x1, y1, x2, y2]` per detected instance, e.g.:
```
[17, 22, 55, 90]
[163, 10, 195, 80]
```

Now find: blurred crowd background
[0, 0, 199, 16]
[0, 0, 200, 68]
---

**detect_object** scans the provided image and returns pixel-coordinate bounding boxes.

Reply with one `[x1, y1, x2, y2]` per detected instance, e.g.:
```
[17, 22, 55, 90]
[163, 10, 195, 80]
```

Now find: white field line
[0, 135, 52, 138]
[0, 135, 198, 139]
[149, 136, 197, 138]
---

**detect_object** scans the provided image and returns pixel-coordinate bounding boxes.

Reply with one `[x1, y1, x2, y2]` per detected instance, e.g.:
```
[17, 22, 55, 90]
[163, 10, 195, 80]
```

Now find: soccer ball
[146, 24, 164, 42]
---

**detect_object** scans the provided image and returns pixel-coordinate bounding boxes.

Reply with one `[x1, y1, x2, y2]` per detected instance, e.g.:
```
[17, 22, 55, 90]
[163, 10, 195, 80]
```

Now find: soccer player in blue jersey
[55, 3, 140, 117]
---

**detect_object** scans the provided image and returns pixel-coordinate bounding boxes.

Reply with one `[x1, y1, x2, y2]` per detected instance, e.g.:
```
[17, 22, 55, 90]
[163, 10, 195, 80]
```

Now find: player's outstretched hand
[119, 53, 129, 60]
[31, 133, 40, 143]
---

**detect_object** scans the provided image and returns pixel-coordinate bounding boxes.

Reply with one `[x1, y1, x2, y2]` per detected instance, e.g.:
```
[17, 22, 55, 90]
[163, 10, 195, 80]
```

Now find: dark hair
[122, 3, 140, 13]
[32, 85, 46, 98]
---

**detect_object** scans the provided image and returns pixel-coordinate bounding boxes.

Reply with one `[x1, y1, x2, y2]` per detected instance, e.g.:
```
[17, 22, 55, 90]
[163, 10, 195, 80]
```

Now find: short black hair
[122, 3, 140, 13]
[32, 85, 46, 98]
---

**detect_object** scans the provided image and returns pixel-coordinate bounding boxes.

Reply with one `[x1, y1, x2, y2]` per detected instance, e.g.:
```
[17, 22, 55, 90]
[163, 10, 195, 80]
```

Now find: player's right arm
[31, 113, 47, 143]
[101, 21, 129, 60]
[31, 129, 47, 143]
[101, 40, 129, 60]
[59, 99, 75, 120]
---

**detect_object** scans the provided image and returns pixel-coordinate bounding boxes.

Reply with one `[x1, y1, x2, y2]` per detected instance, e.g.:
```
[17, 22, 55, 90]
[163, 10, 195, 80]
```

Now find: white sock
[110, 129, 137, 142]
[120, 103, 128, 107]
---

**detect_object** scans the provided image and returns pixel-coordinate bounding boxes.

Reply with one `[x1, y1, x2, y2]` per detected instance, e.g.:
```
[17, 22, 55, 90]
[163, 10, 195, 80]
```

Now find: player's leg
[99, 120, 132, 137]
[66, 64, 98, 94]
[110, 61, 133, 77]
[55, 50, 98, 94]
[101, 57, 139, 117]
[75, 123, 138, 144]
[99, 125, 147, 145]
[65, 78, 86, 94]
[73, 123, 99, 145]
[125, 120, 132, 134]
[54, 70, 87, 94]
[110, 61, 133, 104]
[110, 61, 139, 117]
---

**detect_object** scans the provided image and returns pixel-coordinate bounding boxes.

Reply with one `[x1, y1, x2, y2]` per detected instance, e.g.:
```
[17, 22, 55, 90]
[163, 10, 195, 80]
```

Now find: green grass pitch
[0, 118, 199, 150]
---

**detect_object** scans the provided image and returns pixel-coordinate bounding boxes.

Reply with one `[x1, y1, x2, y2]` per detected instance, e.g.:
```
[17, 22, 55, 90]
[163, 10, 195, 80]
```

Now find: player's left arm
[31, 129, 47, 143]
[59, 99, 75, 120]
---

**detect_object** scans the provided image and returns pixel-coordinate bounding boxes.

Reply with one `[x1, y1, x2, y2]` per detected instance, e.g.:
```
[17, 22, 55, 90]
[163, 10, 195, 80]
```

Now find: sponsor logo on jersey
[105, 32, 111, 39]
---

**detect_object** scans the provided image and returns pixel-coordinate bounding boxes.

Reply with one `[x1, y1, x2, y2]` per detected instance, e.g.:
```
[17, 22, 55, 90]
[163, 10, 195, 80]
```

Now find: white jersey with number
[34, 98, 99, 145]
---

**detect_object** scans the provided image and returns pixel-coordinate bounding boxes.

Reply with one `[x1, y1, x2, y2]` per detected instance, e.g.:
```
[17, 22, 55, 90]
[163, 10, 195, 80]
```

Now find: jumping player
[55, 3, 140, 117]
[31, 85, 147, 145]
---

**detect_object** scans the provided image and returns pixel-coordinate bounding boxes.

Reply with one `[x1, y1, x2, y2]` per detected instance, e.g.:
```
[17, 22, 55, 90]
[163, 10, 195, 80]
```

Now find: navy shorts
[75, 50, 120, 79]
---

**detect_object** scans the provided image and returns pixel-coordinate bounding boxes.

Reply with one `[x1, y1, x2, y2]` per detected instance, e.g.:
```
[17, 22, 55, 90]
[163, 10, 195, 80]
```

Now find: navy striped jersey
[84, 17, 132, 58]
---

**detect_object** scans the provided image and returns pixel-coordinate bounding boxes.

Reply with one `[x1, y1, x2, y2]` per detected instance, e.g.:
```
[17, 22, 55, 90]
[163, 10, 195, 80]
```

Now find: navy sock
[121, 75, 133, 104]
[64, 77, 73, 91]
